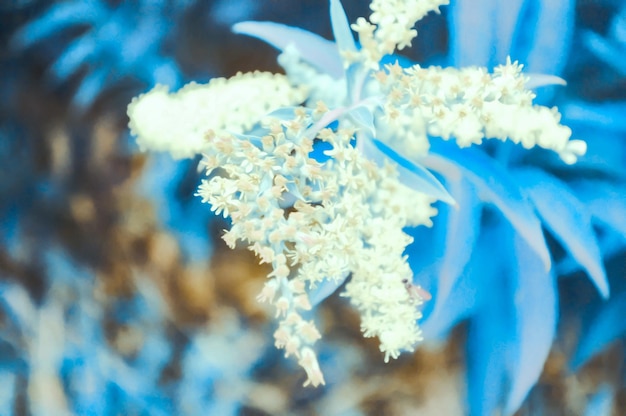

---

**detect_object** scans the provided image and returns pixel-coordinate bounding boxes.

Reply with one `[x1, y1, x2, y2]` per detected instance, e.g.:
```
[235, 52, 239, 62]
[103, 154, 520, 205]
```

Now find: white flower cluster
[127, 0, 586, 388]
[348, 0, 450, 66]
[376, 59, 587, 164]
[194, 108, 435, 385]
[127, 72, 307, 159]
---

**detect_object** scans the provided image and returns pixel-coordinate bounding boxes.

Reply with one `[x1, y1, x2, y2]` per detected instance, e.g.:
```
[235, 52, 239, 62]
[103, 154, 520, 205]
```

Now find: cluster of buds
[347, 0, 450, 66]
[376, 59, 587, 164]
[127, 0, 586, 387]
[194, 106, 435, 385]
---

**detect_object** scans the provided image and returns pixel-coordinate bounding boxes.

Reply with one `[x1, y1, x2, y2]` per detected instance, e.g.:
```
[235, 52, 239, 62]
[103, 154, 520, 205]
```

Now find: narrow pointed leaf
[505, 233, 558, 415]
[572, 292, 626, 370]
[11, 1, 103, 48]
[570, 180, 626, 238]
[525, 73, 567, 89]
[49, 32, 97, 81]
[232, 21, 343, 78]
[561, 101, 626, 133]
[422, 221, 491, 340]
[522, 0, 574, 76]
[513, 168, 609, 298]
[422, 143, 551, 269]
[468, 311, 511, 416]
[363, 138, 455, 204]
[583, 30, 626, 76]
[329, 0, 356, 52]
[73, 66, 110, 108]
[466, 228, 511, 415]
[432, 177, 481, 316]
[448, 0, 498, 66]
[493, 0, 525, 64]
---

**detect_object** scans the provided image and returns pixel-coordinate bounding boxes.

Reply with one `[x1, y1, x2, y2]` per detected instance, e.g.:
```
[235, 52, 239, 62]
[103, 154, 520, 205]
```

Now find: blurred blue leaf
[423, 142, 551, 270]
[448, 0, 506, 66]
[583, 30, 626, 76]
[73, 65, 110, 108]
[431, 177, 481, 316]
[512, 168, 609, 298]
[562, 101, 626, 133]
[569, 180, 626, 238]
[12, 0, 185, 109]
[421, 218, 489, 340]
[329, 0, 356, 53]
[232, 21, 344, 78]
[0, 372, 17, 416]
[11, 1, 104, 48]
[363, 137, 455, 204]
[519, 0, 574, 76]
[49, 32, 97, 81]
[466, 228, 511, 415]
[0, 283, 37, 335]
[584, 385, 615, 416]
[525, 73, 567, 89]
[572, 291, 626, 370]
[505, 233, 557, 415]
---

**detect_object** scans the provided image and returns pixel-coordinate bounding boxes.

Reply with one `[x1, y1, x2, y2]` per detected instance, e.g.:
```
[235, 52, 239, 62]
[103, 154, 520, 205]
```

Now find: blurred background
[0, 0, 624, 414]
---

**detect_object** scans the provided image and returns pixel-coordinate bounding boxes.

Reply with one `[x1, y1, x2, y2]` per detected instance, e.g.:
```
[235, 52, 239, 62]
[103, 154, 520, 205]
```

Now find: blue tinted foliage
[235, 1, 624, 412]
[12, 0, 187, 108]
[2, 0, 625, 414]
[0, 249, 265, 414]
[414, 0, 626, 414]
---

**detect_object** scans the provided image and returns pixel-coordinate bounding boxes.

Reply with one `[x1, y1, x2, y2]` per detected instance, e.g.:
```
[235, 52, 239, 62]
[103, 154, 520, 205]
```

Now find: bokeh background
[1, 0, 625, 415]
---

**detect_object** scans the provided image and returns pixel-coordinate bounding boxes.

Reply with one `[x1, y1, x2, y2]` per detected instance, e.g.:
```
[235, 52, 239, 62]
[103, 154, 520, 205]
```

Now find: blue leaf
[466, 230, 511, 415]
[583, 30, 626, 76]
[329, 0, 356, 53]
[0, 283, 37, 334]
[345, 62, 370, 103]
[448, 0, 501, 66]
[512, 168, 609, 298]
[73, 66, 110, 108]
[569, 180, 626, 238]
[421, 218, 490, 340]
[572, 291, 626, 370]
[266, 106, 313, 120]
[422, 142, 551, 270]
[11, 0, 104, 48]
[431, 177, 481, 316]
[493, 0, 526, 64]
[562, 100, 626, 133]
[584, 385, 615, 416]
[362, 138, 455, 204]
[347, 106, 375, 136]
[520, 0, 574, 76]
[525, 73, 567, 89]
[49, 32, 98, 81]
[232, 21, 344, 78]
[448, 0, 574, 80]
[0, 373, 16, 416]
[505, 232, 557, 415]
[148, 58, 182, 88]
[308, 277, 347, 306]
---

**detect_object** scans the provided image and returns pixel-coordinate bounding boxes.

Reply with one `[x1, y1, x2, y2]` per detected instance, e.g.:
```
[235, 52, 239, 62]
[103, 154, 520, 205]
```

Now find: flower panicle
[191, 105, 435, 383]
[377, 58, 586, 164]
[347, 0, 450, 67]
